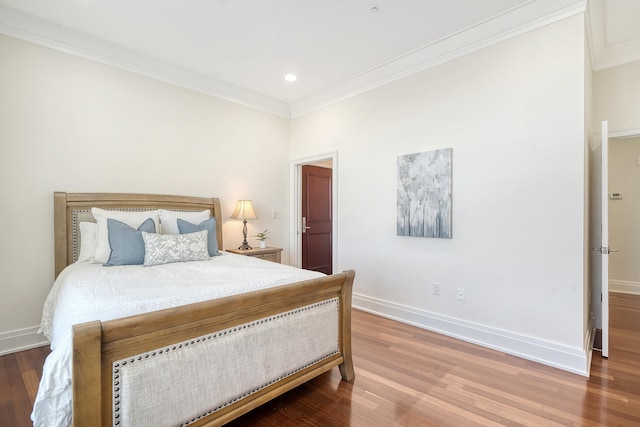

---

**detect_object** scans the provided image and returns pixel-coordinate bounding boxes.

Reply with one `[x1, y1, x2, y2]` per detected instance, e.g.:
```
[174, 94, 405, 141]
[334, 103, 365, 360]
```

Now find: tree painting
[397, 148, 452, 238]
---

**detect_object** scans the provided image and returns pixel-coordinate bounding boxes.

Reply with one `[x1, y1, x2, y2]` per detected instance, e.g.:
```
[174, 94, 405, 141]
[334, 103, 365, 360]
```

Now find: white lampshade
[230, 200, 258, 220]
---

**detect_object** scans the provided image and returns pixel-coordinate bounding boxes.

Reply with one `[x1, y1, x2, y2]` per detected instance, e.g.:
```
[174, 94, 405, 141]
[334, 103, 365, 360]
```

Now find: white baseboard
[353, 293, 589, 377]
[0, 326, 49, 356]
[610, 280, 640, 295]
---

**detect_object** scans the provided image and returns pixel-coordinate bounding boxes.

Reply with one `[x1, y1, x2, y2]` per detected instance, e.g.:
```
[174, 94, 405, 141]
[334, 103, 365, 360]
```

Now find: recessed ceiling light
[284, 74, 297, 82]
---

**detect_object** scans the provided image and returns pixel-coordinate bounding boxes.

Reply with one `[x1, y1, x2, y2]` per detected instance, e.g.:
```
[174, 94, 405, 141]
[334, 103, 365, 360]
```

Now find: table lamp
[230, 200, 258, 250]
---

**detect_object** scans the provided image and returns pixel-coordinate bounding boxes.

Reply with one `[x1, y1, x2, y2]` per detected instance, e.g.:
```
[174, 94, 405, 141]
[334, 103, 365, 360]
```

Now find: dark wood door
[302, 165, 332, 274]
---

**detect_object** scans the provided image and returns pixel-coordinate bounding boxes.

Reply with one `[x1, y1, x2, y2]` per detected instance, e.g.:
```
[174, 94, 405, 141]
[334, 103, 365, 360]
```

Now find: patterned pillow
[142, 230, 209, 266]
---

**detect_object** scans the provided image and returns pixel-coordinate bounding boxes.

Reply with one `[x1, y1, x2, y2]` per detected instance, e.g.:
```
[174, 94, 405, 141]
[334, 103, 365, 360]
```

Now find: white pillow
[142, 230, 209, 266]
[91, 207, 160, 263]
[159, 209, 210, 234]
[77, 222, 97, 262]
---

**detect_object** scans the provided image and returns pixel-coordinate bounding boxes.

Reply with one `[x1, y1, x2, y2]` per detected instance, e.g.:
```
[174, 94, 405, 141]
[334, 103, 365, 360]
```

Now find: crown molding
[591, 52, 640, 72]
[587, 0, 640, 71]
[0, 4, 291, 118]
[290, 0, 587, 117]
[0, 2, 586, 119]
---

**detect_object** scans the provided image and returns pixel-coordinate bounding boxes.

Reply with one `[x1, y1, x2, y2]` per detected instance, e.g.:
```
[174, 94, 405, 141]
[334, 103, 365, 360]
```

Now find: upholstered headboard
[54, 192, 223, 278]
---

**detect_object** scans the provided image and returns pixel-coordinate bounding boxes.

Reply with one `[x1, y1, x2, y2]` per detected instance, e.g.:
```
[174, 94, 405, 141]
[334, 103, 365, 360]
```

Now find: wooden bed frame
[53, 192, 355, 426]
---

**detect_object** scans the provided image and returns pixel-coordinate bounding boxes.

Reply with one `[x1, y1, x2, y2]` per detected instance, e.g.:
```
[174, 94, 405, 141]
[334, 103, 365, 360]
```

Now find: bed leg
[339, 355, 355, 381]
[339, 270, 356, 381]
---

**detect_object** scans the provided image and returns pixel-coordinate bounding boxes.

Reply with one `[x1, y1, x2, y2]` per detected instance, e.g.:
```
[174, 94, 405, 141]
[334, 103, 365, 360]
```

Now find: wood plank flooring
[2, 293, 639, 426]
[0, 345, 50, 427]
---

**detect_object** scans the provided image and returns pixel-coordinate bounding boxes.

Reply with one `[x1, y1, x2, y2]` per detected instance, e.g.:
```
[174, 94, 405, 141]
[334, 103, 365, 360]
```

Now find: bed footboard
[72, 270, 355, 427]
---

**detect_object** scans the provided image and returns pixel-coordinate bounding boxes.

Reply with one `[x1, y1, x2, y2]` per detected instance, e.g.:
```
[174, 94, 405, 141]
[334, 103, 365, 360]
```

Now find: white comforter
[31, 252, 323, 427]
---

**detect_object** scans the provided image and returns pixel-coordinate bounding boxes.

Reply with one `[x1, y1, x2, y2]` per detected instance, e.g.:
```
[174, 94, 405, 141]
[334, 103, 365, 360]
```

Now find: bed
[33, 192, 355, 427]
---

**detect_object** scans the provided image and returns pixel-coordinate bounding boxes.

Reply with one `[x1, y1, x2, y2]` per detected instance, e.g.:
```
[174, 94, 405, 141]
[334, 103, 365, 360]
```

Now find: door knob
[592, 246, 619, 254]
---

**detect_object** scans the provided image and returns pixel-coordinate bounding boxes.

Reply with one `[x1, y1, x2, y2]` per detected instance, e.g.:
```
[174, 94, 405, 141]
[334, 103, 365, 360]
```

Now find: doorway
[302, 164, 332, 274]
[607, 136, 640, 357]
[608, 136, 640, 296]
[291, 152, 337, 272]
[590, 128, 640, 361]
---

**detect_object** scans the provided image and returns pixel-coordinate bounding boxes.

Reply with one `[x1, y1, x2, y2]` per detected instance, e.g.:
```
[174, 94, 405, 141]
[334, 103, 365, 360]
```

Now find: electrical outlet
[432, 282, 441, 296]
[457, 288, 465, 301]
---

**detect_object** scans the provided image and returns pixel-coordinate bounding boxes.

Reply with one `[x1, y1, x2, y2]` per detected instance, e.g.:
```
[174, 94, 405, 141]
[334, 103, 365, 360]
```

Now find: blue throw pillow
[177, 217, 219, 256]
[104, 218, 156, 266]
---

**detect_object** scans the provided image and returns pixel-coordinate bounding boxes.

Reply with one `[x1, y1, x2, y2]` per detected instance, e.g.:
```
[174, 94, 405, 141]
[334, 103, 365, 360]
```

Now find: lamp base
[238, 218, 252, 250]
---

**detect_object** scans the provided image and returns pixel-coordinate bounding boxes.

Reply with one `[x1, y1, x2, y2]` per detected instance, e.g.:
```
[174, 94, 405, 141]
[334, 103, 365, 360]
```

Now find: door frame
[290, 152, 338, 269]
[600, 120, 609, 358]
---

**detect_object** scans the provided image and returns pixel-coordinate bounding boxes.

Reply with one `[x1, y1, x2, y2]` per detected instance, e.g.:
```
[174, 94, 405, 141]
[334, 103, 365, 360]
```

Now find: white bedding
[31, 252, 323, 427]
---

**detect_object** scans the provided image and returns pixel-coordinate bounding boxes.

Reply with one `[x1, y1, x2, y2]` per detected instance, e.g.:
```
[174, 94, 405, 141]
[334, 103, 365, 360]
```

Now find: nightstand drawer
[252, 252, 278, 262]
[226, 247, 282, 264]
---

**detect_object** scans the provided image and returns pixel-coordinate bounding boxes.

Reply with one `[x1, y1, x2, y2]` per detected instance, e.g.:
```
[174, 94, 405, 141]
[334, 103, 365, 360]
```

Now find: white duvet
[31, 252, 323, 427]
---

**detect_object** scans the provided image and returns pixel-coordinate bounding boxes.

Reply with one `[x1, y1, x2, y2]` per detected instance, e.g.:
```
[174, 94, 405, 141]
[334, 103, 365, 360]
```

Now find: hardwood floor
[3, 293, 639, 426]
[0, 345, 49, 427]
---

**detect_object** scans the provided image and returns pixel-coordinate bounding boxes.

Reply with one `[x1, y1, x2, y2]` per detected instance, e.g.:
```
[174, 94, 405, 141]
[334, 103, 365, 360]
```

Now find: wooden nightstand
[226, 247, 283, 263]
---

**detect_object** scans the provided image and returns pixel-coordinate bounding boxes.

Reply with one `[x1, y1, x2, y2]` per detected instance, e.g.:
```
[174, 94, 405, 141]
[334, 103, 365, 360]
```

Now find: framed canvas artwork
[397, 148, 452, 238]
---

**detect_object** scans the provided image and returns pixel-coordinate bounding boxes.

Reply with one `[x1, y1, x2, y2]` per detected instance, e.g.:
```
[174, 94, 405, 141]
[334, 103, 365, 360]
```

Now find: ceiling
[0, 0, 638, 117]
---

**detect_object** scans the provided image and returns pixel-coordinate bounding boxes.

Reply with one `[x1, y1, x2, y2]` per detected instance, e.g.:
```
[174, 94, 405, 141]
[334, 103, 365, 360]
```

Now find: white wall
[291, 15, 589, 374]
[609, 137, 640, 294]
[0, 34, 290, 354]
[593, 60, 640, 133]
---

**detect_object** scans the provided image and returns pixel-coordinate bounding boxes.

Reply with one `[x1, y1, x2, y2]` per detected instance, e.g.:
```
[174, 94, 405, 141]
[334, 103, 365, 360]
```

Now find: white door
[598, 121, 610, 358]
